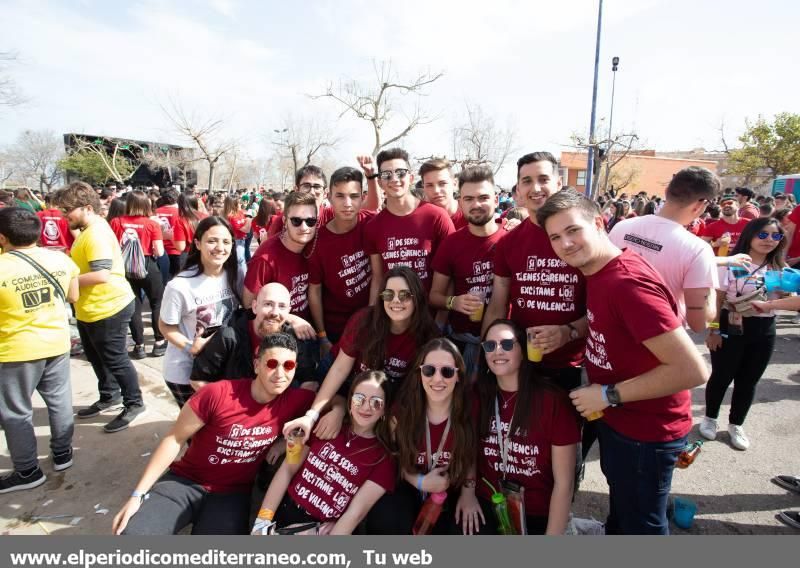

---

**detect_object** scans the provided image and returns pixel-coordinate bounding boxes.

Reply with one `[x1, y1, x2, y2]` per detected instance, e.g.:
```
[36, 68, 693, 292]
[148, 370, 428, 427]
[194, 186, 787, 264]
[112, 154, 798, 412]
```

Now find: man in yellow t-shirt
[0, 208, 79, 493]
[52, 182, 146, 434]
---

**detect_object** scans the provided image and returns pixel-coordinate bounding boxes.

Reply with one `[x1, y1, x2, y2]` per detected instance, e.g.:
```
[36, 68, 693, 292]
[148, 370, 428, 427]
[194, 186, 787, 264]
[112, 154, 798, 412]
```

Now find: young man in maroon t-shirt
[364, 148, 455, 301]
[538, 191, 709, 535]
[419, 159, 468, 230]
[430, 165, 505, 378]
[483, 152, 587, 391]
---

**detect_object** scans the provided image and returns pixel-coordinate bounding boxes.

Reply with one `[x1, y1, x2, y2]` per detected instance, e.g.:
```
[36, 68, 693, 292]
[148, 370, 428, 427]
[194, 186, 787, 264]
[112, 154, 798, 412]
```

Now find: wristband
[417, 473, 424, 493]
[183, 342, 193, 354]
[131, 490, 148, 503]
[601, 384, 609, 404]
[257, 508, 275, 521]
[366, 173, 379, 180]
[446, 296, 456, 311]
[317, 330, 327, 339]
[708, 322, 720, 329]
[305, 409, 320, 423]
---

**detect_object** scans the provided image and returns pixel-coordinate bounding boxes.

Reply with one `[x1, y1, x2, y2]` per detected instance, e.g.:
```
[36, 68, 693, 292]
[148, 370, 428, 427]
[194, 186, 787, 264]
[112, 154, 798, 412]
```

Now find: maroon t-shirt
[155, 205, 180, 255]
[307, 211, 376, 337]
[701, 218, 750, 254]
[584, 249, 689, 442]
[413, 419, 454, 471]
[37, 209, 74, 251]
[451, 208, 468, 230]
[268, 207, 335, 239]
[474, 388, 580, 516]
[245, 237, 310, 320]
[333, 307, 419, 383]
[170, 381, 314, 493]
[363, 202, 455, 292]
[492, 220, 586, 368]
[431, 227, 505, 335]
[288, 429, 396, 522]
[109, 215, 163, 257]
[739, 202, 759, 221]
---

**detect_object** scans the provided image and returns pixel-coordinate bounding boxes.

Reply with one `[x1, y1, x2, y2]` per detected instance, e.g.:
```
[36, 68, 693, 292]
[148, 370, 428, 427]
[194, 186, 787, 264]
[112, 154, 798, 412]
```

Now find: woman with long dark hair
[605, 201, 626, 231]
[475, 319, 579, 535]
[283, 266, 439, 441]
[252, 197, 276, 244]
[378, 338, 480, 534]
[700, 217, 788, 450]
[166, 193, 205, 276]
[157, 216, 242, 407]
[109, 190, 166, 359]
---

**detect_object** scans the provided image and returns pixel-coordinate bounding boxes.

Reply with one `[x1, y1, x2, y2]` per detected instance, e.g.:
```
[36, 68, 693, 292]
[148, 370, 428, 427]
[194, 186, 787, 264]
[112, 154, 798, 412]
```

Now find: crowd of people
[0, 148, 798, 535]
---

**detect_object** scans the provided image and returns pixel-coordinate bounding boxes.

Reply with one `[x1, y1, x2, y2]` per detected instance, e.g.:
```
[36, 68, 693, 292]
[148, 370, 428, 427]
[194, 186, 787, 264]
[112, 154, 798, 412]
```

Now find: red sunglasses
[265, 359, 296, 371]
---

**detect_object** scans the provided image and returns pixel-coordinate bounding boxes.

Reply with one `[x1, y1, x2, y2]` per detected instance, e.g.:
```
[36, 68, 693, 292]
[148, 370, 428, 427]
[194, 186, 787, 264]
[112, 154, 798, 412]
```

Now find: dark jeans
[596, 421, 685, 535]
[167, 253, 185, 280]
[122, 472, 250, 535]
[128, 257, 165, 345]
[156, 253, 170, 286]
[365, 481, 464, 534]
[295, 338, 320, 387]
[706, 313, 776, 425]
[77, 300, 143, 407]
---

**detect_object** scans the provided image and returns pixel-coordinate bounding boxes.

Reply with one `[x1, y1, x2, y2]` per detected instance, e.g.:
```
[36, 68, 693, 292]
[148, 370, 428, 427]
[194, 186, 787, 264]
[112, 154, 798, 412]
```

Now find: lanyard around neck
[425, 416, 451, 473]
[494, 396, 516, 480]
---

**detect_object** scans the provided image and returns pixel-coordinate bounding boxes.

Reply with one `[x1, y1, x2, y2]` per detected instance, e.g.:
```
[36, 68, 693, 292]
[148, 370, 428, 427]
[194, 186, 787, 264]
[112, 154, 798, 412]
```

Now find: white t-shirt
[609, 215, 719, 324]
[160, 270, 241, 384]
[717, 264, 775, 319]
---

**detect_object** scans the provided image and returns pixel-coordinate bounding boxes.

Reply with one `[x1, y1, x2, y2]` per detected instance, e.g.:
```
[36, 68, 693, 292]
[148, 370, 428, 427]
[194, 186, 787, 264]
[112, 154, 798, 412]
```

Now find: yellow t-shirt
[70, 218, 134, 323]
[0, 248, 80, 362]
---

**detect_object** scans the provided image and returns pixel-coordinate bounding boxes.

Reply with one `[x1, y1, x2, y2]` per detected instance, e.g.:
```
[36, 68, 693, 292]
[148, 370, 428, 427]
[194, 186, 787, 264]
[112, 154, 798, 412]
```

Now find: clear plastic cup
[469, 287, 486, 323]
[526, 330, 543, 362]
[285, 428, 304, 465]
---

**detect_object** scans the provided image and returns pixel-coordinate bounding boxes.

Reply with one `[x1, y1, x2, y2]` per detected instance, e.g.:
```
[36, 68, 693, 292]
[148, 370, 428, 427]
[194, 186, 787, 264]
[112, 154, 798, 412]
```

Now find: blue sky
[1, 0, 797, 185]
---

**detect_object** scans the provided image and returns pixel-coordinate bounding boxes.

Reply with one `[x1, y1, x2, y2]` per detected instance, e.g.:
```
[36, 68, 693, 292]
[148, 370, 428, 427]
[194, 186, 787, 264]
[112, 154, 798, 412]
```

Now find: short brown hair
[457, 165, 494, 189]
[51, 181, 102, 213]
[536, 189, 601, 228]
[418, 159, 452, 181]
[283, 191, 318, 216]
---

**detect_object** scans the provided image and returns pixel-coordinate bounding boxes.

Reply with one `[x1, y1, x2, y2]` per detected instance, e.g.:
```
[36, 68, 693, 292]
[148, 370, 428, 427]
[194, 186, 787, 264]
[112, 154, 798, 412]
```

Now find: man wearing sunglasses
[482, 152, 587, 391]
[364, 148, 455, 303]
[608, 167, 719, 333]
[701, 192, 749, 255]
[538, 191, 709, 535]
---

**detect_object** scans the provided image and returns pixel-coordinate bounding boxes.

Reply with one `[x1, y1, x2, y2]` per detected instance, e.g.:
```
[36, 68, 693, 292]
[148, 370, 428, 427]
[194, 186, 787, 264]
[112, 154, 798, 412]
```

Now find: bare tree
[5, 130, 64, 191]
[571, 131, 640, 198]
[162, 101, 236, 191]
[139, 145, 199, 187]
[310, 59, 443, 155]
[0, 149, 16, 188]
[450, 103, 517, 175]
[271, 114, 341, 179]
[0, 52, 28, 108]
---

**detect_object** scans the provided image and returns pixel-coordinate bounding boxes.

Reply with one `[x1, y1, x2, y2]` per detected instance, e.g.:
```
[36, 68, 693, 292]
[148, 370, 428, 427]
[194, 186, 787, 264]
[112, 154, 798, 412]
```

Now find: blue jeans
[596, 421, 686, 535]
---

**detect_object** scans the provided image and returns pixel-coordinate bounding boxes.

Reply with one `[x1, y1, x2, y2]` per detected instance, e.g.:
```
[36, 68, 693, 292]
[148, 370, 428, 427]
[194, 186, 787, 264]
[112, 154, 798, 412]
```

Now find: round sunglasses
[481, 339, 517, 353]
[756, 231, 783, 241]
[351, 393, 385, 411]
[264, 358, 296, 371]
[420, 364, 458, 379]
[379, 289, 413, 302]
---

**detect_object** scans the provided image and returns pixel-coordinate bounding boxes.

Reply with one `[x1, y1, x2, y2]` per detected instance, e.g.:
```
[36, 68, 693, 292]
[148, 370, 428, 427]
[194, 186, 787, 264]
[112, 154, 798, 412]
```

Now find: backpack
[120, 228, 148, 279]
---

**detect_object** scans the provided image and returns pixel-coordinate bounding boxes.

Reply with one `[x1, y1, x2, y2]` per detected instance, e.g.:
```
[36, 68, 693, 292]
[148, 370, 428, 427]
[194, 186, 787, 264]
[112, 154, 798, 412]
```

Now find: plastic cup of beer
[285, 428, 304, 465]
[570, 384, 604, 421]
[469, 287, 486, 323]
[526, 330, 543, 362]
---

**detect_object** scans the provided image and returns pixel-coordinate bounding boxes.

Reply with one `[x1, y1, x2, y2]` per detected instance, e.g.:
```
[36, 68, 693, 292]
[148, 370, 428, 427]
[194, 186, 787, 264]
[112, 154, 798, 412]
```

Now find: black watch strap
[606, 384, 623, 407]
[366, 173, 379, 180]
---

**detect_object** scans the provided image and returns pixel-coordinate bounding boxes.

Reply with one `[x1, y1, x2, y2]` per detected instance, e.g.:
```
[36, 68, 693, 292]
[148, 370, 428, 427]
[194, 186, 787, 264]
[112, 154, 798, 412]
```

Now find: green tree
[727, 113, 800, 178]
[58, 150, 134, 185]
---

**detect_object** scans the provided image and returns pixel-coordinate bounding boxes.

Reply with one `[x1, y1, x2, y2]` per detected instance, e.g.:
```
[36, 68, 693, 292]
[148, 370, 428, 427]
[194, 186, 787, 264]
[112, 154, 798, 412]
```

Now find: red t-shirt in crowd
[109, 215, 163, 257]
[787, 206, 800, 260]
[228, 213, 249, 240]
[251, 218, 271, 243]
[268, 207, 335, 239]
[36, 208, 74, 251]
[431, 227, 505, 335]
[492, 220, 586, 368]
[155, 205, 180, 255]
[333, 307, 419, 383]
[364, 202, 455, 292]
[451, 208, 468, 230]
[474, 388, 580, 516]
[685, 218, 705, 236]
[739, 202, 759, 221]
[170, 380, 314, 493]
[583, 249, 689, 443]
[245, 237, 310, 320]
[287, 429, 396, 522]
[307, 211, 376, 337]
[701, 217, 750, 254]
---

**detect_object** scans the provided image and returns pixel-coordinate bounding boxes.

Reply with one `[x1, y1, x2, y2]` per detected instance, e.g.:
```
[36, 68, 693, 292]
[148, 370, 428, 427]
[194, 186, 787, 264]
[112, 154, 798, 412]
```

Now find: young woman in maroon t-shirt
[254, 370, 396, 535]
[252, 198, 276, 244]
[475, 319, 579, 535]
[375, 338, 480, 534]
[224, 196, 251, 270]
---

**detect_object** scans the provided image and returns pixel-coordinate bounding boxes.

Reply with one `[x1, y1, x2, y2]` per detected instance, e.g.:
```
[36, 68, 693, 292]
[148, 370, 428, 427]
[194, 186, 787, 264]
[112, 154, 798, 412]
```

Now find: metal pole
[602, 57, 618, 195]
[584, 0, 603, 197]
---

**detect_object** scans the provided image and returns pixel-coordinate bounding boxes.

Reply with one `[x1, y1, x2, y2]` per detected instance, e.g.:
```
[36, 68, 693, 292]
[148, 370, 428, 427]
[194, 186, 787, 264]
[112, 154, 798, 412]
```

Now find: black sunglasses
[481, 339, 517, 353]
[378, 168, 410, 181]
[379, 289, 413, 302]
[288, 217, 317, 228]
[756, 231, 783, 241]
[420, 364, 457, 379]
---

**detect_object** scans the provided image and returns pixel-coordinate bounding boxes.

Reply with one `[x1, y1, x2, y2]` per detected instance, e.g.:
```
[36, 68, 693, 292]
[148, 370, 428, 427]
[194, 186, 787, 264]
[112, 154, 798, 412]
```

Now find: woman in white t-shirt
[158, 216, 242, 406]
[700, 217, 788, 451]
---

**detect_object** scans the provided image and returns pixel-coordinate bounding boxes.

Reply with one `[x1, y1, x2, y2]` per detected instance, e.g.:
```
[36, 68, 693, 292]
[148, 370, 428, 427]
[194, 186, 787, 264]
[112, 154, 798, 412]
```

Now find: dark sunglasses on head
[351, 393, 384, 411]
[420, 364, 457, 379]
[481, 339, 517, 353]
[378, 168, 410, 181]
[288, 217, 317, 228]
[379, 289, 413, 302]
[756, 231, 783, 241]
[265, 358, 297, 371]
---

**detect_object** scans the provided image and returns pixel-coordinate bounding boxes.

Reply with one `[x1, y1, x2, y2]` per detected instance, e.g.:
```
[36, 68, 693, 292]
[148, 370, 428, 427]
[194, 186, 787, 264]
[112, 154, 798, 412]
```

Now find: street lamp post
[602, 56, 620, 195]
[584, 0, 604, 197]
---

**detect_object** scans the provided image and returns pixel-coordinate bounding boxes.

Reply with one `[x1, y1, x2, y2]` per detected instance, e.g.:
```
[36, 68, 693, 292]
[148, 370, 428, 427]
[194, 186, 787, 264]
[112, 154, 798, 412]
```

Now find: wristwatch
[566, 322, 580, 341]
[365, 173, 379, 180]
[605, 384, 623, 407]
[463, 478, 476, 489]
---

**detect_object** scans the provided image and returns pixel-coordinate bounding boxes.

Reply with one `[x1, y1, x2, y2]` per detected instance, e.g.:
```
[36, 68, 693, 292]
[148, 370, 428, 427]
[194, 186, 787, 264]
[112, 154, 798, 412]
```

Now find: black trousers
[77, 300, 143, 407]
[705, 313, 776, 426]
[128, 257, 164, 345]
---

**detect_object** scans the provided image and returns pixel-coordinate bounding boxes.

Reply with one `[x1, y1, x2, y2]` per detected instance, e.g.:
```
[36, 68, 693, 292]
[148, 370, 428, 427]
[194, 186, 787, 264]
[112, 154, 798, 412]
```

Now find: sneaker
[130, 345, 147, 360]
[104, 405, 146, 433]
[76, 398, 123, 419]
[0, 467, 46, 494]
[728, 424, 750, 450]
[699, 416, 718, 440]
[151, 340, 167, 357]
[772, 475, 800, 495]
[52, 448, 73, 472]
[778, 510, 800, 530]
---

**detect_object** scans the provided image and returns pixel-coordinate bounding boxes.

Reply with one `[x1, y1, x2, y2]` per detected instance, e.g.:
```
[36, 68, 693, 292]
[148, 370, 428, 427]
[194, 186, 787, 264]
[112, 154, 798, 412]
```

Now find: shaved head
[252, 283, 291, 337]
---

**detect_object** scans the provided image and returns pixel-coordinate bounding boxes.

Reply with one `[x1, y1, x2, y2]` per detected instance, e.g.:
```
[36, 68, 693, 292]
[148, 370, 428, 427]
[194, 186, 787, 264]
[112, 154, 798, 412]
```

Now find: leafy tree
[727, 113, 800, 178]
[58, 150, 133, 185]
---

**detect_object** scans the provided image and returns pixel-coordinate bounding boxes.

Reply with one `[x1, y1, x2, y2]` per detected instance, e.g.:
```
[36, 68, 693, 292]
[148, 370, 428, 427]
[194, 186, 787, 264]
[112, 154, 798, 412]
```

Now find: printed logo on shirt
[624, 233, 663, 252]
[43, 219, 61, 242]
[337, 250, 370, 299]
[208, 422, 277, 466]
[484, 417, 541, 477]
[21, 287, 51, 308]
[585, 309, 613, 371]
